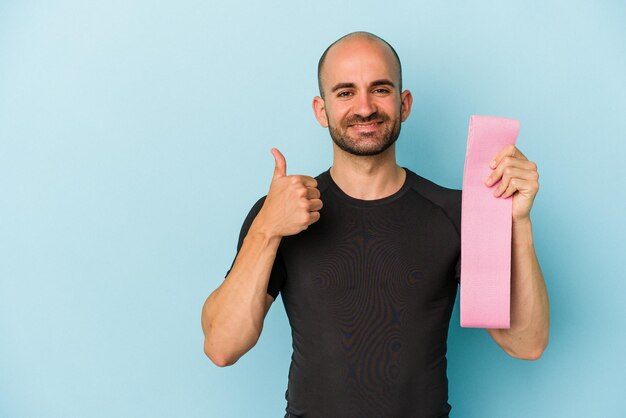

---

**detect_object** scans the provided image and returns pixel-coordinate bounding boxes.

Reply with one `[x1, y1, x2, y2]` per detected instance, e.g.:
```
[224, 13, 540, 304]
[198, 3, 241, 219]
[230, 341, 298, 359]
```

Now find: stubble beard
[328, 111, 402, 157]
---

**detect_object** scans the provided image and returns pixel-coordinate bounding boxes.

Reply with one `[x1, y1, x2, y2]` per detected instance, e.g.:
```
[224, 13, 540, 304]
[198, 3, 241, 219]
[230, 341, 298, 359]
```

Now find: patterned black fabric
[228, 168, 461, 418]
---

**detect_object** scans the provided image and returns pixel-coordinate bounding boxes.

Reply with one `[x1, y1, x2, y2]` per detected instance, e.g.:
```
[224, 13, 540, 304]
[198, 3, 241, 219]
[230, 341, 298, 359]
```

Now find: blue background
[1, 1, 624, 417]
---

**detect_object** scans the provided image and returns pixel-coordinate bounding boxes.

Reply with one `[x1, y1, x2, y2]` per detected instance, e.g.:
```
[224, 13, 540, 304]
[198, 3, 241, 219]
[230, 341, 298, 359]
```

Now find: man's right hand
[251, 148, 323, 238]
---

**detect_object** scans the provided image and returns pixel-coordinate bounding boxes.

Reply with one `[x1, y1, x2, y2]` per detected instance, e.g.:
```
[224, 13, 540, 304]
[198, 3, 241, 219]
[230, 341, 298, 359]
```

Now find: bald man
[201, 32, 549, 418]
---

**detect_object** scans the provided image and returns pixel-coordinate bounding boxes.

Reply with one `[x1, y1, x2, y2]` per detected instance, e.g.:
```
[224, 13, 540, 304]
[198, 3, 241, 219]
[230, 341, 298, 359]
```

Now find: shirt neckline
[322, 167, 413, 207]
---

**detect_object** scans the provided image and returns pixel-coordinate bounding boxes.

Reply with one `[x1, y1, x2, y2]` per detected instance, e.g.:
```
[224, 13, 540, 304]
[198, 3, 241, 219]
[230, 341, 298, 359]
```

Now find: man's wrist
[512, 217, 534, 247]
[512, 216, 532, 227]
[248, 215, 282, 244]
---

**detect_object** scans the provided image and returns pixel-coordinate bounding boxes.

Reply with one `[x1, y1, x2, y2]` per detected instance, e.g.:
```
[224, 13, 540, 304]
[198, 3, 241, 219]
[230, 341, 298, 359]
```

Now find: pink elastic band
[460, 115, 519, 329]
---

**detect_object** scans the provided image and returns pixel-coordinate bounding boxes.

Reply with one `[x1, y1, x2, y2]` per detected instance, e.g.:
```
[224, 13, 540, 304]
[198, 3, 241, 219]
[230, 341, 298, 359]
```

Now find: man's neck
[329, 144, 406, 200]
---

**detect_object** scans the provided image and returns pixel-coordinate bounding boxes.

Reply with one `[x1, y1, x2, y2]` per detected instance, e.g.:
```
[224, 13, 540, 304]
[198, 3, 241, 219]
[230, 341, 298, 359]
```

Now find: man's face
[314, 38, 411, 156]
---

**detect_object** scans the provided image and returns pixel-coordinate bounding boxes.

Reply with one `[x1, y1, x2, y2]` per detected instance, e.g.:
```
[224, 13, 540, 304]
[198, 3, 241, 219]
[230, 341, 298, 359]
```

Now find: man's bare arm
[201, 231, 279, 367]
[201, 148, 322, 367]
[487, 219, 549, 360]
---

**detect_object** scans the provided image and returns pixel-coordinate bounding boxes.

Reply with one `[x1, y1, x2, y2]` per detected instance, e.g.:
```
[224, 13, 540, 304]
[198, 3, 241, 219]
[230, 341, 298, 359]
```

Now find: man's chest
[278, 199, 460, 306]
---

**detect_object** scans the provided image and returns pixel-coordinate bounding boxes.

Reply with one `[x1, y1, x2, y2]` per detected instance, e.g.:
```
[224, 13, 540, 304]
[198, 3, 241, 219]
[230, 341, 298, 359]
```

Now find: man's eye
[373, 89, 390, 94]
[337, 91, 352, 97]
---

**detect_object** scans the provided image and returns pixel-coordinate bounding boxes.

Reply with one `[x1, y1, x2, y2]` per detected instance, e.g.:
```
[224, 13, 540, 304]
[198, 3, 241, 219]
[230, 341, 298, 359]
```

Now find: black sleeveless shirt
[228, 168, 462, 418]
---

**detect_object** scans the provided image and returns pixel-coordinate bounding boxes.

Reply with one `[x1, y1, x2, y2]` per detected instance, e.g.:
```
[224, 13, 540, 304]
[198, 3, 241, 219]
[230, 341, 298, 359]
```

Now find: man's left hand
[484, 144, 539, 223]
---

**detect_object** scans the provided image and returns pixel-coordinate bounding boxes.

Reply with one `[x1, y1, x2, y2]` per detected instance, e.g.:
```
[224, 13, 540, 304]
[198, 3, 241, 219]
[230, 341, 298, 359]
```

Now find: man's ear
[312, 96, 329, 128]
[400, 90, 413, 123]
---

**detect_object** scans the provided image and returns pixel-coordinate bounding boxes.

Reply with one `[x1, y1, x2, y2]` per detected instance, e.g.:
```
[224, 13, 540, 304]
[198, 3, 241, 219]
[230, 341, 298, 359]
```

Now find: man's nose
[353, 92, 376, 118]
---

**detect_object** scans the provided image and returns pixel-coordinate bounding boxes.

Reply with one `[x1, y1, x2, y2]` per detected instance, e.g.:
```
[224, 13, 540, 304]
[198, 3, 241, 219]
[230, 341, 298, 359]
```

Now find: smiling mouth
[349, 121, 383, 128]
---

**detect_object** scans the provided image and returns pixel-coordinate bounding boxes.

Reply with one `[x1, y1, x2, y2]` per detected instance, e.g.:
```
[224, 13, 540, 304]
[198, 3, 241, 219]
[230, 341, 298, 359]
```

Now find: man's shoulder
[404, 168, 462, 229]
[404, 168, 461, 204]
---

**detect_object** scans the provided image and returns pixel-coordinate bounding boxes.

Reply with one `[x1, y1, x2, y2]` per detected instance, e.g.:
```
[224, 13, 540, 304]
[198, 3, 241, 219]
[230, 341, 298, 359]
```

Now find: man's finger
[272, 148, 287, 179]
[490, 145, 527, 168]
[306, 187, 321, 200]
[484, 159, 537, 187]
[308, 210, 321, 225]
[300, 176, 317, 188]
[308, 198, 323, 212]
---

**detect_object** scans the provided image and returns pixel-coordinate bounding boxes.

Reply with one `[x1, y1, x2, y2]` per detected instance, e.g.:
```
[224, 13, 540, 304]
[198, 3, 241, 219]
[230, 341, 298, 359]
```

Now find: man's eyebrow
[370, 79, 396, 88]
[331, 82, 356, 93]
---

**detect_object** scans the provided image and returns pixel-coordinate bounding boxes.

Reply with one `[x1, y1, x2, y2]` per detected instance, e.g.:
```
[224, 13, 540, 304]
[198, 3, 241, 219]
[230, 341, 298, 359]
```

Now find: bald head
[317, 32, 402, 98]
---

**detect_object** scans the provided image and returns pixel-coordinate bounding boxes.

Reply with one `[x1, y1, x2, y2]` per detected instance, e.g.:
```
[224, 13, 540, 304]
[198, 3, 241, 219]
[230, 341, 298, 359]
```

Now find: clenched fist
[251, 148, 323, 238]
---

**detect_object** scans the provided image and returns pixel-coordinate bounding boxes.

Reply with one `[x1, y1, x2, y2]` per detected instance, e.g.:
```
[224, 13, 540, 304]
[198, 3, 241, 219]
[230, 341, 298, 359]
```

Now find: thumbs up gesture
[252, 148, 323, 238]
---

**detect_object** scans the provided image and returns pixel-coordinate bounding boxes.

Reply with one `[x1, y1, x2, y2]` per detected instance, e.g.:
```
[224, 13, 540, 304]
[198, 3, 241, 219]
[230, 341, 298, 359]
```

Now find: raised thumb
[271, 148, 287, 179]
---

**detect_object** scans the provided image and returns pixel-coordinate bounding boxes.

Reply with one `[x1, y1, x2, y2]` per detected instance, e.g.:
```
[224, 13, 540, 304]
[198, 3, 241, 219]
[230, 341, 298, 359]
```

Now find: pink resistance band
[460, 115, 519, 329]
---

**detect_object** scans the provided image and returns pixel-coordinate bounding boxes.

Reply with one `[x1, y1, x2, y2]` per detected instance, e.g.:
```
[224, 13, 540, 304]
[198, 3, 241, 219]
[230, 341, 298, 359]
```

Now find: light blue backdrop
[1, 1, 624, 417]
